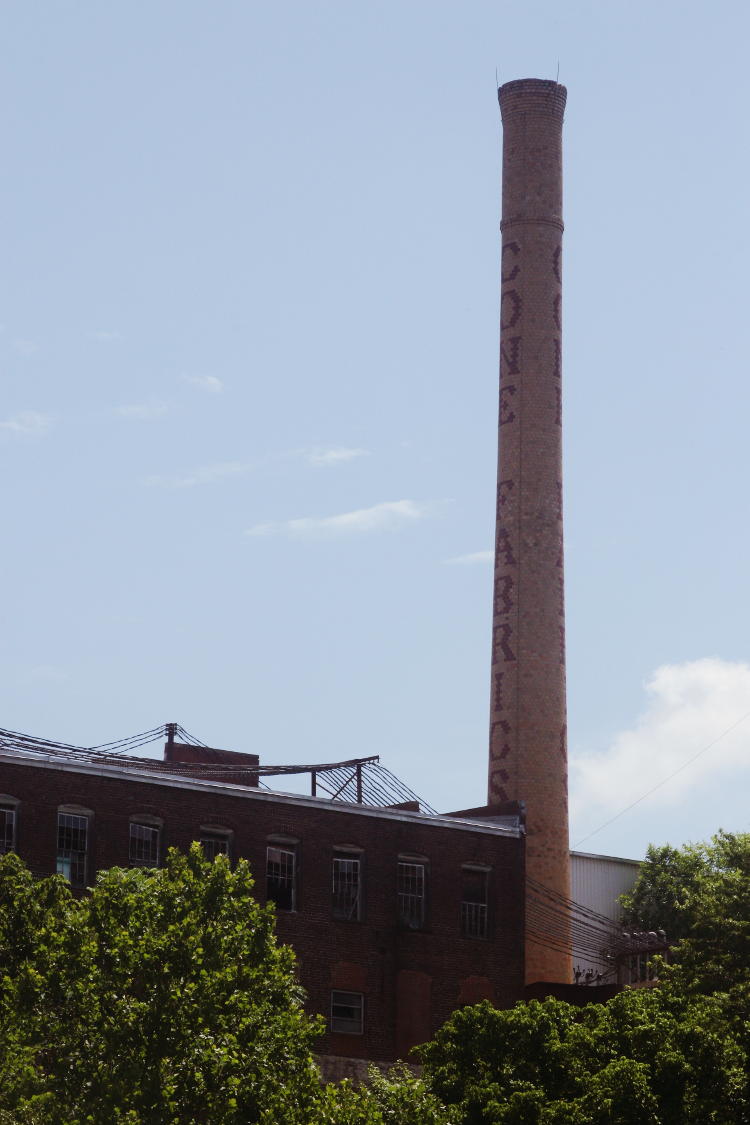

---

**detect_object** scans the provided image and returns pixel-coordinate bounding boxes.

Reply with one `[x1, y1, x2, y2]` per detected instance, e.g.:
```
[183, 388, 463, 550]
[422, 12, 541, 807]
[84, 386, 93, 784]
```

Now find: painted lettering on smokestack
[489, 79, 570, 984]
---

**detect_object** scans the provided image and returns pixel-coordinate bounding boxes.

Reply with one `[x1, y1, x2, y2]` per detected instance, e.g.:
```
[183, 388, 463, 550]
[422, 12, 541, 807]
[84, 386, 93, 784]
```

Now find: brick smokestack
[489, 79, 571, 984]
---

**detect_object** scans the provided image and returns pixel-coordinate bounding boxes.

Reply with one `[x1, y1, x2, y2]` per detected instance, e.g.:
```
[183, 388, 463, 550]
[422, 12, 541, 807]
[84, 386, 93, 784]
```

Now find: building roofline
[0, 749, 522, 839]
[570, 849, 642, 866]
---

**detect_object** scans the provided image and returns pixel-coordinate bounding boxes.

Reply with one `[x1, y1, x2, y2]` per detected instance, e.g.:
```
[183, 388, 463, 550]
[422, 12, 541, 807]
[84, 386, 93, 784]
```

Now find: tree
[412, 833, 750, 1124]
[621, 830, 750, 1004]
[0, 846, 324, 1124]
[417, 992, 748, 1125]
[0, 848, 453, 1125]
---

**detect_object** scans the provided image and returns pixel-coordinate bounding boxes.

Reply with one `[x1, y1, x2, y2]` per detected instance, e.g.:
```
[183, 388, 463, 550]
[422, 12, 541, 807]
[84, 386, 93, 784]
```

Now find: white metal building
[570, 850, 641, 982]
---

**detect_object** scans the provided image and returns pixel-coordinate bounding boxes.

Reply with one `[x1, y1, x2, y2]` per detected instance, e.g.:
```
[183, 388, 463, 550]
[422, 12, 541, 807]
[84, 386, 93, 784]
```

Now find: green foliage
[3, 832, 750, 1123]
[622, 830, 750, 1004]
[314, 1065, 453, 1125]
[418, 992, 748, 1125]
[0, 846, 323, 1124]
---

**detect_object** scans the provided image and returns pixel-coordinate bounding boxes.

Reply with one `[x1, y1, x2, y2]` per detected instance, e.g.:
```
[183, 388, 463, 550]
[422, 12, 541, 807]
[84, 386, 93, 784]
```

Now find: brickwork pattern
[0, 758, 525, 1063]
[488, 79, 571, 984]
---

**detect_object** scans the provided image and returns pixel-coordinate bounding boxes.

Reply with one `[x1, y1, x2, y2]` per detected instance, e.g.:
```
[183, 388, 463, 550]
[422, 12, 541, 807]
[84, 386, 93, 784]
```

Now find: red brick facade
[0, 745, 525, 1064]
[489, 79, 571, 984]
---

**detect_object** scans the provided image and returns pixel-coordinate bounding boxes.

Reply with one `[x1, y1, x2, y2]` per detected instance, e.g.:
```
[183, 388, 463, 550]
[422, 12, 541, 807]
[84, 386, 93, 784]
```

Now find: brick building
[0, 735, 525, 1070]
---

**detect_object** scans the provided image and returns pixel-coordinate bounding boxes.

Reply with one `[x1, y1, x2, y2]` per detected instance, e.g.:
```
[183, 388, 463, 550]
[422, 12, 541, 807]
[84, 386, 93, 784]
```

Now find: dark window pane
[57, 813, 88, 887]
[330, 990, 364, 1034]
[397, 861, 426, 929]
[200, 833, 230, 862]
[0, 807, 15, 854]
[332, 856, 360, 920]
[461, 868, 489, 939]
[130, 823, 160, 867]
[266, 846, 295, 911]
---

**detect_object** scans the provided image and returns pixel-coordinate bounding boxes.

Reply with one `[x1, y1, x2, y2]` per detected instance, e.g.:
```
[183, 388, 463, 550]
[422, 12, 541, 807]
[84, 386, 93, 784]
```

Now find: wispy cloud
[0, 411, 51, 436]
[18, 664, 70, 685]
[571, 658, 750, 825]
[246, 499, 429, 538]
[180, 374, 224, 394]
[116, 401, 169, 421]
[306, 447, 370, 468]
[144, 461, 252, 488]
[12, 339, 39, 356]
[444, 549, 494, 566]
[90, 330, 122, 342]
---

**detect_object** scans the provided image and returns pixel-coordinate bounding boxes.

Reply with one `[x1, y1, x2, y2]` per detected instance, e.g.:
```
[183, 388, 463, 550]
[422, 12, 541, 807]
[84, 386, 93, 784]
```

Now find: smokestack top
[498, 78, 567, 122]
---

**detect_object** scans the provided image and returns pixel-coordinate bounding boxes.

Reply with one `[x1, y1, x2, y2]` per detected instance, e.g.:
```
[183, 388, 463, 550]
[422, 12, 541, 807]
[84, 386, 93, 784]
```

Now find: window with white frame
[461, 865, 490, 939]
[330, 990, 364, 1035]
[57, 810, 89, 887]
[266, 844, 296, 911]
[397, 858, 427, 929]
[199, 827, 232, 862]
[332, 853, 361, 920]
[129, 820, 161, 868]
[0, 800, 17, 855]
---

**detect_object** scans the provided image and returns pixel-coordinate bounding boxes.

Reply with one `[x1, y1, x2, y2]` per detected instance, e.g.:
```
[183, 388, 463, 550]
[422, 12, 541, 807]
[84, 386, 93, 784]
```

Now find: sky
[2, 1, 749, 862]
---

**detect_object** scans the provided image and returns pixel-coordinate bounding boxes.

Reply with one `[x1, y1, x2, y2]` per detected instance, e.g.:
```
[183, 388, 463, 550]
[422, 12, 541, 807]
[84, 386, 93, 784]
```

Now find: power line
[574, 706, 750, 848]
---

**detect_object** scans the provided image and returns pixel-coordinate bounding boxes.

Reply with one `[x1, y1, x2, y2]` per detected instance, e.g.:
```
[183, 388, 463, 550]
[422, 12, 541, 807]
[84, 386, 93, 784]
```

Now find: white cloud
[246, 499, 429, 538]
[571, 658, 750, 825]
[444, 549, 494, 565]
[90, 330, 122, 342]
[306, 447, 370, 468]
[181, 374, 224, 394]
[116, 402, 169, 421]
[0, 411, 51, 436]
[144, 461, 251, 488]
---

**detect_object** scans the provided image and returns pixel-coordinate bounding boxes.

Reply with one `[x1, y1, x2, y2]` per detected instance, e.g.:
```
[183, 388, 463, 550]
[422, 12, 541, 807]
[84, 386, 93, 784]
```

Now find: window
[461, 865, 489, 939]
[397, 859, 426, 929]
[332, 854, 361, 921]
[266, 845, 296, 911]
[0, 801, 17, 854]
[57, 812, 89, 887]
[130, 821, 161, 868]
[330, 990, 364, 1035]
[199, 828, 232, 862]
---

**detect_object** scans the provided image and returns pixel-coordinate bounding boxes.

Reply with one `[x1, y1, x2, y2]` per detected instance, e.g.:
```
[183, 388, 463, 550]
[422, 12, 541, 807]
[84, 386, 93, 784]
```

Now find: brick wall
[0, 753, 525, 1063]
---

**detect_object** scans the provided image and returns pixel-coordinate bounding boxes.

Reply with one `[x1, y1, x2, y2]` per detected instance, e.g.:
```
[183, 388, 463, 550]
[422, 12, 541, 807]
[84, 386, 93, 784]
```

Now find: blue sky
[2, 1, 750, 860]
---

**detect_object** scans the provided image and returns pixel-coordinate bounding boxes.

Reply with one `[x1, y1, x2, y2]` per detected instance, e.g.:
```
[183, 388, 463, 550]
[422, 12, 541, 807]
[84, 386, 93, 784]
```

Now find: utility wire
[574, 706, 750, 848]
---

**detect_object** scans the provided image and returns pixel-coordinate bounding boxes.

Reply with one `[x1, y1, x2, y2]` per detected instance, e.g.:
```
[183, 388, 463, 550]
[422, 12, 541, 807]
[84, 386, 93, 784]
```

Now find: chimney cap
[498, 78, 567, 122]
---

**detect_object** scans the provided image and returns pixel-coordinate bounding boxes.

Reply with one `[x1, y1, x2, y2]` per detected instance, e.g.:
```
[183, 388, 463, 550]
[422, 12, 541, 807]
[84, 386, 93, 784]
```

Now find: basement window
[330, 990, 364, 1035]
[57, 810, 90, 887]
[266, 844, 296, 912]
[332, 853, 362, 921]
[460, 865, 490, 939]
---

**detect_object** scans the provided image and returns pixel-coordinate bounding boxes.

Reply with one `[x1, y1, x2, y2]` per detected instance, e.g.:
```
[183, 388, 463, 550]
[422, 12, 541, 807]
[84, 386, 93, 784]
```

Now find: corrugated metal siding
[571, 851, 641, 922]
[570, 851, 641, 979]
